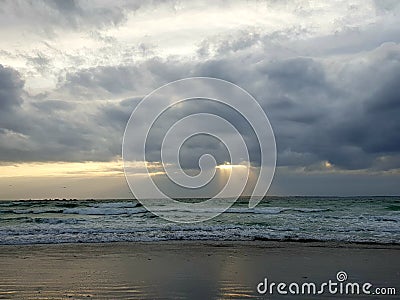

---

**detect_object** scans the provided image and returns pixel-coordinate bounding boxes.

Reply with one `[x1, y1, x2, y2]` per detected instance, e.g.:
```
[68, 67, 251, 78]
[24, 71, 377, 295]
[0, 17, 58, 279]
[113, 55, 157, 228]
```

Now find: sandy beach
[0, 241, 399, 299]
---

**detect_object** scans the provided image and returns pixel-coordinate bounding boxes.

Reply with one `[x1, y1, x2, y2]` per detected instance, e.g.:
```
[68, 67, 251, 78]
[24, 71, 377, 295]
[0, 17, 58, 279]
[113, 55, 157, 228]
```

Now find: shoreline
[1, 239, 400, 249]
[1, 240, 399, 299]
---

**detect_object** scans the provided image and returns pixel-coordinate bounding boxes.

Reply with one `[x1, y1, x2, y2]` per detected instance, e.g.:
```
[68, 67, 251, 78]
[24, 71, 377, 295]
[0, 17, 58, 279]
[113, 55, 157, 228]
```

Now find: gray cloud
[0, 2, 399, 179]
[21, 36, 388, 173]
[46, 42, 398, 173]
[0, 66, 117, 162]
[60, 58, 193, 100]
[0, 65, 24, 111]
[0, 0, 131, 35]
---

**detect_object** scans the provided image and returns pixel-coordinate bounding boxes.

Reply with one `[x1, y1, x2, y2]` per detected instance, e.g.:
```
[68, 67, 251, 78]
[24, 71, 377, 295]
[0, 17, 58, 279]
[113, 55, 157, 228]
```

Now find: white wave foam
[63, 206, 146, 215]
[91, 202, 139, 208]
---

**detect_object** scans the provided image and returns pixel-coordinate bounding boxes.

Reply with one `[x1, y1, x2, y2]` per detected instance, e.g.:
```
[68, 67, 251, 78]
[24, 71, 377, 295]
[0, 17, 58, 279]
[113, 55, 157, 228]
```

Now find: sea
[0, 196, 399, 245]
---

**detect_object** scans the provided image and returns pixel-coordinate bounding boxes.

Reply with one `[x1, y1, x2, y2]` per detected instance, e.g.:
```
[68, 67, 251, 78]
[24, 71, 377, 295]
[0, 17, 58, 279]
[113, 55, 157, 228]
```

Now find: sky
[0, 0, 400, 200]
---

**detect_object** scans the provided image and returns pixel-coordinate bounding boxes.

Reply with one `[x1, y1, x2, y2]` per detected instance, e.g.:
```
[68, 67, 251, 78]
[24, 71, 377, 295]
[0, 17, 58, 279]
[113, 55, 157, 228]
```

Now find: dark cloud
[264, 58, 327, 92]
[141, 99, 261, 169]
[0, 7, 399, 177]
[0, 0, 132, 35]
[32, 100, 76, 112]
[96, 97, 142, 134]
[0, 65, 24, 110]
[320, 69, 400, 169]
[64, 66, 140, 95]
[60, 58, 192, 99]
[0, 66, 118, 162]
[43, 39, 399, 173]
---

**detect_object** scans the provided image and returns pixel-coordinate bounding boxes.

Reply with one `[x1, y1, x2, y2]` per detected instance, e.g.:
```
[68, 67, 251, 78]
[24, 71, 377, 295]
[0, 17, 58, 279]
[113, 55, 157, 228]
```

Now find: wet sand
[0, 241, 399, 299]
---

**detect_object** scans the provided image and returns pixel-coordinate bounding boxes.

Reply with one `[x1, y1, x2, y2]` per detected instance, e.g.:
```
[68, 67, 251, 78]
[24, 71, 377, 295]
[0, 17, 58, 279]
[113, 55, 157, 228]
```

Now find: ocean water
[0, 197, 399, 245]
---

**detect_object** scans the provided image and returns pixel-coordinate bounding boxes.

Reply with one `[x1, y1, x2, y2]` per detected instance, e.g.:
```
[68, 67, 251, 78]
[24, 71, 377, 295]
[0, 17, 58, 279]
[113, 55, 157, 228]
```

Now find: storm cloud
[0, 0, 400, 196]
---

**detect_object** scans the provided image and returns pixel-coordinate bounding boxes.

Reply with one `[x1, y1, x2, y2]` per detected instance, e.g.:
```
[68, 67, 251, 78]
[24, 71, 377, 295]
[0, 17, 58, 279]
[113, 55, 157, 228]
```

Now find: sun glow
[215, 163, 248, 170]
[216, 163, 233, 170]
[0, 161, 124, 178]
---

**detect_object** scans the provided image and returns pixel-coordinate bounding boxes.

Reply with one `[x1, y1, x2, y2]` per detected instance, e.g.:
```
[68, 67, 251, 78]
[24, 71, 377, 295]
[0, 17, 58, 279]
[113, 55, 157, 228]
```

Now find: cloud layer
[1, 0, 399, 179]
